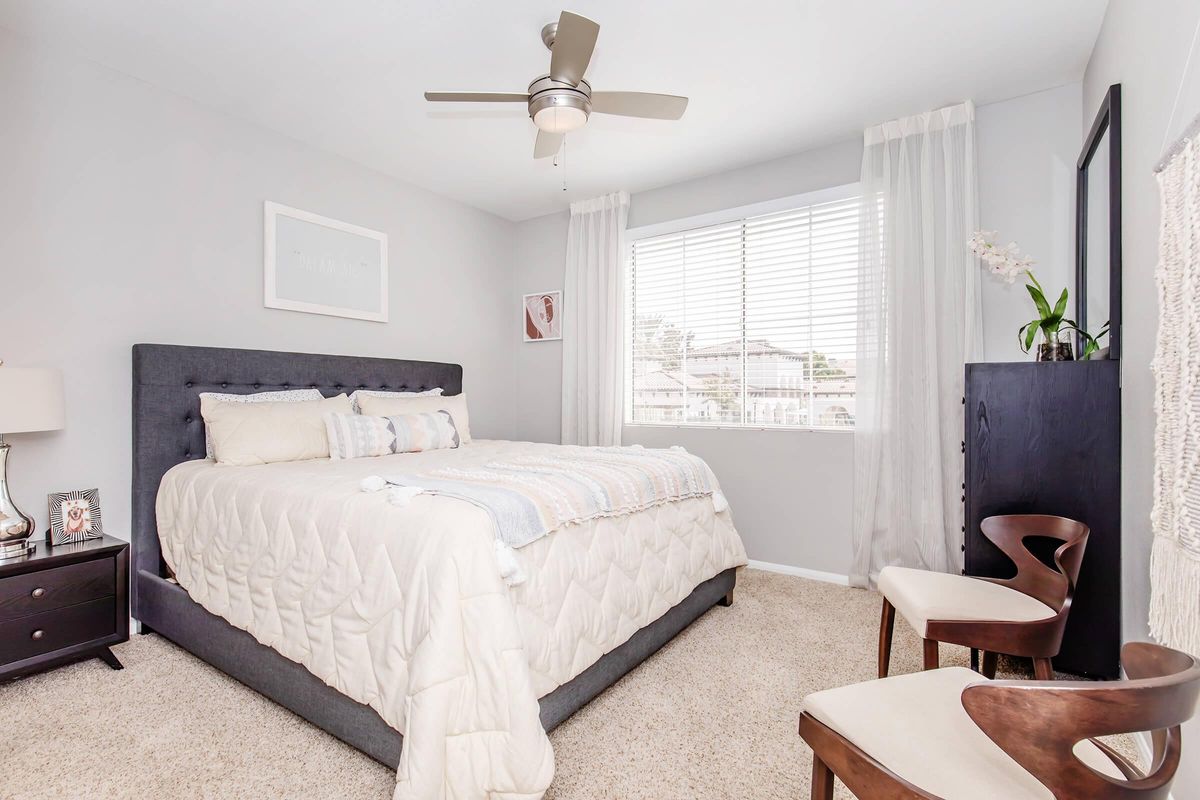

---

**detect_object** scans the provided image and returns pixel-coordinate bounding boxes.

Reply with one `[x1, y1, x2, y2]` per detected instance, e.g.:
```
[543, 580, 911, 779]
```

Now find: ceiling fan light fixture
[529, 91, 590, 133]
[533, 103, 588, 133]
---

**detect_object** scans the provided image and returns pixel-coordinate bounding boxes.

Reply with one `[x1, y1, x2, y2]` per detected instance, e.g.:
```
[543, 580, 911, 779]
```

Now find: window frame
[623, 182, 860, 434]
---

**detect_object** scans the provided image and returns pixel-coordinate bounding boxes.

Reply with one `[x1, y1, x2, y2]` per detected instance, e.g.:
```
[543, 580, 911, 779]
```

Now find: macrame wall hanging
[1150, 111, 1200, 657]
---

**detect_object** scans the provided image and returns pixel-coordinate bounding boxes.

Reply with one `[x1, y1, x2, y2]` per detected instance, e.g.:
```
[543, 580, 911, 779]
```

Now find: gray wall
[513, 84, 1084, 576]
[0, 31, 518, 540]
[1083, 0, 1200, 790]
[976, 85, 1082, 361]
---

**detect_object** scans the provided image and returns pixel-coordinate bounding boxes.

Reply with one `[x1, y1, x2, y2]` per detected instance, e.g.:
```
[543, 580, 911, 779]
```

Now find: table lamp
[0, 364, 65, 560]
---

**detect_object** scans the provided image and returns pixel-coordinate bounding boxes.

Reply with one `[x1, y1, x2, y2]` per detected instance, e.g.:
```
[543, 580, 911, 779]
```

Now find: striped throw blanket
[381, 446, 722, 550]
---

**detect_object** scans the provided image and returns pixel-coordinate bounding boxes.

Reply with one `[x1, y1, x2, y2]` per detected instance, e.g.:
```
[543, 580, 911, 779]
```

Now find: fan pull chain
[550, 134, 567, 191]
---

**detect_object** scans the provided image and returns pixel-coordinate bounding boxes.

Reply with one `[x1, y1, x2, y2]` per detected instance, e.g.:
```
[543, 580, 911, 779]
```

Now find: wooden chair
[799, 641, 1200, 799]
[877, 514, 1089, 680]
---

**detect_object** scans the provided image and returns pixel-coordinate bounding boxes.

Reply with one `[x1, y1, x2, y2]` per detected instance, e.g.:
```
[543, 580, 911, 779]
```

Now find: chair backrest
[961, 641, 1200, 799]
[980, 514, 1089, 612]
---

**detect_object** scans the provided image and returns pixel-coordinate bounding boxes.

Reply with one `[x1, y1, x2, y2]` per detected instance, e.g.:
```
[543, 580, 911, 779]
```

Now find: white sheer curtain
[850, 102, 982, 588]
[561, 191, 630, 446]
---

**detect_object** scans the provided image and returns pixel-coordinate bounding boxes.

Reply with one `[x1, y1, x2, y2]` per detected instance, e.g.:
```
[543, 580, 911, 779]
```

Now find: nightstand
[0, 534, 129, 680]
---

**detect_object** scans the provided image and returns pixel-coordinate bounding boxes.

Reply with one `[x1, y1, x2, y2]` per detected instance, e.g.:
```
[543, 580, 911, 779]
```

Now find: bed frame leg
[718, 589, 734, 607]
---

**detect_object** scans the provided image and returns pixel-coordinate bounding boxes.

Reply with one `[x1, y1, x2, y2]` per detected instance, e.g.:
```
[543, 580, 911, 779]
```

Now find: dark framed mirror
[1075, 83, 1122, 360]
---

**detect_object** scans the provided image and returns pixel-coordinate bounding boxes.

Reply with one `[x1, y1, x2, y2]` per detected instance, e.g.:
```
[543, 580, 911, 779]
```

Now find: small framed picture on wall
[523, 290, 562, 342]
[47, 488, 104, 546]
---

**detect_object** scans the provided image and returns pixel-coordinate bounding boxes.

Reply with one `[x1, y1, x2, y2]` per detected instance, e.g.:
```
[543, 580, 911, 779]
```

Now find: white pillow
[201, 394, 352, 466]
[198, 388, 324, 459]
[356, 392, 472, 442]
[325, 411, 461, 459]
[348, 387, 442, 414]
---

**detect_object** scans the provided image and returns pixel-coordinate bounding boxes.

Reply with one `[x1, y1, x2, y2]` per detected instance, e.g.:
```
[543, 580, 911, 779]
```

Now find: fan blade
[534, 130, 564, 159]
[590, 91, 689, 120]
[424, 91, 529, 103]
[549, 11, 599, 86]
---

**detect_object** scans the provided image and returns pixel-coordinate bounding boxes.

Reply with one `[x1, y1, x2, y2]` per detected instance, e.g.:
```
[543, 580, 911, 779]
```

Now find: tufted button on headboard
[130, 343, 463, 619]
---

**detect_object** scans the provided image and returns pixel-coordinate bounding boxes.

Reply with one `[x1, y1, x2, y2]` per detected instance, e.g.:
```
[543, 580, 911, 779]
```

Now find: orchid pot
[1036, 332, 1074, 362]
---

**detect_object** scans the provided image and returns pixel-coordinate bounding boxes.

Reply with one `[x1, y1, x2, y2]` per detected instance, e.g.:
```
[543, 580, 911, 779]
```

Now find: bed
[131, 343, 746, 799]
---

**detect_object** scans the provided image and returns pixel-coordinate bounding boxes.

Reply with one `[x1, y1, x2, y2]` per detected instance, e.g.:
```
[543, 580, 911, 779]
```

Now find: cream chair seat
[801, 667, 1124, 800]
[878, 565, 1056, 636]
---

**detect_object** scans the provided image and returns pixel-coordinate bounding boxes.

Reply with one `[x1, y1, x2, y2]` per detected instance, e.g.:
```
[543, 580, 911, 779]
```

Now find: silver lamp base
[0, 537, 35, 561]
[0, 441, 37, 562]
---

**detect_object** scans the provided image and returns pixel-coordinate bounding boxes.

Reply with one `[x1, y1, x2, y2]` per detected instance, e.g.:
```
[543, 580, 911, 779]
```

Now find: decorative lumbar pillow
[348, 387, 442, 414]
[325, 413, 395, 460]
[357, 392, 472, 442]
[198, 388, 324, 459]
[201, 393, 351, 466]
[388, 410, 461, 453]
[325, 411, 461, 459]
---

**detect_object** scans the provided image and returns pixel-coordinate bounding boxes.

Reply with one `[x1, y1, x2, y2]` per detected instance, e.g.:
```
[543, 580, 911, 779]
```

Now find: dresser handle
[31, 629, 45, 641]
[31, 587, 45, 599]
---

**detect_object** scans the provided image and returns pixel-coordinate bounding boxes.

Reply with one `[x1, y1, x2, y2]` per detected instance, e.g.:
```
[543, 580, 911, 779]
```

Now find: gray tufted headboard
[130, 343, 463, 619]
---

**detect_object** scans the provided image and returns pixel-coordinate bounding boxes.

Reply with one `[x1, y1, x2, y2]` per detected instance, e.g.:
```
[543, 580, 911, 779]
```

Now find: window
[626, 186, 859, 430]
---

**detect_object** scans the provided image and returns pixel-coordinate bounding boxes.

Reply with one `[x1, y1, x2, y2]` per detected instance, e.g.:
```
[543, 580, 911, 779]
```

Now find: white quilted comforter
[156, 440, 746, 800]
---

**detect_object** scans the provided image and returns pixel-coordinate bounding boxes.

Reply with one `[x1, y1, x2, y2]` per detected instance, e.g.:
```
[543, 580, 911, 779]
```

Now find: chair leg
[981, 650, 998, 679]
[923, 638, 939, 670]
[811, 754, 835, 800]
[878, 598, 896, 678]
[1033, 657, 1054, 680]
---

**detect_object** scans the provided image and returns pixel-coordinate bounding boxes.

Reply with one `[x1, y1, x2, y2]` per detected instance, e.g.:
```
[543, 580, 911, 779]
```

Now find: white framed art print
[264, 201, 388, 323]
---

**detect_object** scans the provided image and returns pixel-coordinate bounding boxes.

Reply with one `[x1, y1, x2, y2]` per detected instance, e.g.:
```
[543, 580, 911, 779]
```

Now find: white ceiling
[0, 1, 1108, 221]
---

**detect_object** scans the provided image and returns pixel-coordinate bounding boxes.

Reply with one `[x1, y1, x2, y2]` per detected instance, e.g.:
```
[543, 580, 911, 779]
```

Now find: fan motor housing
[527, 76, 592, 123]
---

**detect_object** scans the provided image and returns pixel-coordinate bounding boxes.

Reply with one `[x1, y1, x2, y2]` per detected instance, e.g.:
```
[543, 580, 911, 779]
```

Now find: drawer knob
[31, 587, 46, 599]
[31, 629, 45, 641]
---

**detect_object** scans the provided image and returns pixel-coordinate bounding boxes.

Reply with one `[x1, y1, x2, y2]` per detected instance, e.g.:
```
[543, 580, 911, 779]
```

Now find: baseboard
[746, 559, 850, 586]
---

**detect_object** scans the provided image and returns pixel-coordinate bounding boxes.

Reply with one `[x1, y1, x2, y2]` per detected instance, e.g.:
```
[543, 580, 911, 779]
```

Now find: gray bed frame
[131, 343, 735, 768]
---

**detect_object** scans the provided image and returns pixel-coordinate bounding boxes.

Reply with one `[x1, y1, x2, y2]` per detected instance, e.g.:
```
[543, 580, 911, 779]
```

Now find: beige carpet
[0, 569, 1135, 799]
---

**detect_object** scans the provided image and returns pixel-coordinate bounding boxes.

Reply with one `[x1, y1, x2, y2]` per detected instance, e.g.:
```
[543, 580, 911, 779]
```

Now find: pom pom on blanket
[360, 475, 387, 493]
[494, 541, 527, 587]
[364, 476, 424, 506]
[387, 486, 424, 507]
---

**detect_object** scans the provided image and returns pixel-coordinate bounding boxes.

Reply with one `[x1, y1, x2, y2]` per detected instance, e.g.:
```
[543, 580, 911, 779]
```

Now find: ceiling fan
[424, 11, 689, 159]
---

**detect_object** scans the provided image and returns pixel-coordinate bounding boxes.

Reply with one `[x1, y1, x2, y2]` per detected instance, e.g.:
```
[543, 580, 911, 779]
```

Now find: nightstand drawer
[0, 598, 116, 664]
[0, 558, 115, 622]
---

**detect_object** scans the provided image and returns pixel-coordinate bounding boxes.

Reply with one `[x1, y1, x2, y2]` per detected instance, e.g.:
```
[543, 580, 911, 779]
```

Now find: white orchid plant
[968, 230, 1109, 358]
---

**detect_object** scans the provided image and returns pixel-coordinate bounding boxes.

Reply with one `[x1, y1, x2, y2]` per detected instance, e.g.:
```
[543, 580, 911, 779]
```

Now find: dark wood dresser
[0, 535, 129, 680]
[964, 360, 1121, 678]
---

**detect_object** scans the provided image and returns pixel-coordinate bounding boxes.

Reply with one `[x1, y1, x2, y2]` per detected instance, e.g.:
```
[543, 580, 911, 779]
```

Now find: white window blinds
[627, 191, 860, 429]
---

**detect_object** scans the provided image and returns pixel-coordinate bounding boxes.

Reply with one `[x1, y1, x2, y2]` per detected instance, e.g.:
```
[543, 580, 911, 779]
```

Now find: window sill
[623, 422, 853, 434]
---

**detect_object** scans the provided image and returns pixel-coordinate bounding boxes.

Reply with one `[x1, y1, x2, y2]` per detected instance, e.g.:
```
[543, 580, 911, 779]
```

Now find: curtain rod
[1155, 8, 1200, 173]
[1155, 111, 1200, 173]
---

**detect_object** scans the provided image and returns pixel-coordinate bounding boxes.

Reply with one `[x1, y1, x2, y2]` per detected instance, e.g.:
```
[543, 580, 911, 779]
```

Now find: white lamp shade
[0, 368, 65, 433]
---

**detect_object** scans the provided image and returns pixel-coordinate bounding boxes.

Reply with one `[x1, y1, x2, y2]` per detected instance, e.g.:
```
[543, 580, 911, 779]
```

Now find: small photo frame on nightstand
[47, 488, 104, 546]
